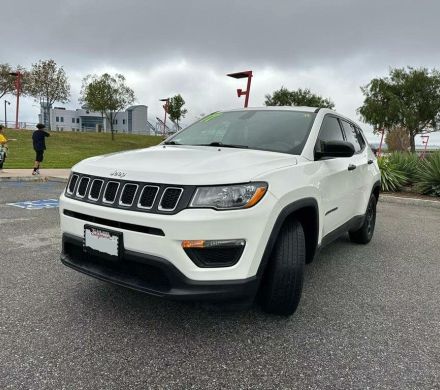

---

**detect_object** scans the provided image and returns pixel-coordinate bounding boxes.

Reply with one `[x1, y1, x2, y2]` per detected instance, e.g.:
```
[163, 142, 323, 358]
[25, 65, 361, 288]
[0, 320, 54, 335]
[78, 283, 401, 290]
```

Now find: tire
[260, 219, 305, 316]
[349, 194, 377, 244]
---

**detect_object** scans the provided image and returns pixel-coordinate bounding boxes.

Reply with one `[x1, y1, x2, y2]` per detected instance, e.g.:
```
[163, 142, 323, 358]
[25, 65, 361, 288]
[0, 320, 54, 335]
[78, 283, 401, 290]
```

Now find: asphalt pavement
[1, 181, 439, 389]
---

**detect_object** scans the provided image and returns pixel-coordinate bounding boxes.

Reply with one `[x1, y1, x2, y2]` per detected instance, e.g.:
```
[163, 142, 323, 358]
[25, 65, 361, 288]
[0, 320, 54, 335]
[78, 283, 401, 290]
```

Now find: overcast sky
[3, 0, 440, 144]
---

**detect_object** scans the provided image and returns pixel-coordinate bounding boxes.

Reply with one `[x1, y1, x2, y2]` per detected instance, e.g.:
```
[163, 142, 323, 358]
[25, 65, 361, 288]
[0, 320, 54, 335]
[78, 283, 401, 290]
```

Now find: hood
[73, 145, 298, 185]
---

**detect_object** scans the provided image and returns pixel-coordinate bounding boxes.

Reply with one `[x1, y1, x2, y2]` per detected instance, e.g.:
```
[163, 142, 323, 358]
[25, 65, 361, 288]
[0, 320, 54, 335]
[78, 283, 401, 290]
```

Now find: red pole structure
[227, 71, 253, 108]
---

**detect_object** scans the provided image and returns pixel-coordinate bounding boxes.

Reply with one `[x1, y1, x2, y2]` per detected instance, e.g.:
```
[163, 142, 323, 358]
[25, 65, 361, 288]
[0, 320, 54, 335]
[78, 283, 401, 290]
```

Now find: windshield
[166, 110, 316, 155]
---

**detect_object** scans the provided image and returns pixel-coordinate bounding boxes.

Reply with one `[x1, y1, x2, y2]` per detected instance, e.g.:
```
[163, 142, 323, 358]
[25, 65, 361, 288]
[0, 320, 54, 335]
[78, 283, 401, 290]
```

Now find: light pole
[9, 71, 21, 129]
[227, 70, 253, 108]
[4, 100, 11, 127]
[160, 98, 170, 136]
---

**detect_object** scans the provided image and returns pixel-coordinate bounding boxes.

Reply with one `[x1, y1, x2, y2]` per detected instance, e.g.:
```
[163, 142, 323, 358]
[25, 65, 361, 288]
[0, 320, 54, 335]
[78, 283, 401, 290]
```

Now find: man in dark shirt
[32, 123, 50, 175]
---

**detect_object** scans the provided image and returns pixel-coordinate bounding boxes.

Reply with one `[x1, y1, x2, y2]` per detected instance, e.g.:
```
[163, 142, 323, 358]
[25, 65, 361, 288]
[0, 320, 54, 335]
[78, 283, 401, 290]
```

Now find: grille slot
[159, 187, 183, 211]
[88, 179, 104, 201]
[76, 177, 90, 198]
[103, 181, 120, 204]
[119, 184, 138, 206]
[67, 174, 79, 194]
[138, 186, 159, 209]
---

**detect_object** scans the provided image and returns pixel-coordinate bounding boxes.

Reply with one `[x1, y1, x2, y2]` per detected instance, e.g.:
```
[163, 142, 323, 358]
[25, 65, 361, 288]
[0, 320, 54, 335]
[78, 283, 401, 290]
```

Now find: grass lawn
[3, 129, 163, 169]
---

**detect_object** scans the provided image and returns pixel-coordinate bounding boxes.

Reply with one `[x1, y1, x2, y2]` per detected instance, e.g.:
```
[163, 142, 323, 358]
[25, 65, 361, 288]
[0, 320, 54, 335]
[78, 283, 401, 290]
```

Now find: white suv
[60, 107, 381, 315]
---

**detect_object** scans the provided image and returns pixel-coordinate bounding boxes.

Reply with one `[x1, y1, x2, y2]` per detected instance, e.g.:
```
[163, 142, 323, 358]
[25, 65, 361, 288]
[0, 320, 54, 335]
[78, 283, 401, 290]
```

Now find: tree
[27, 59, 70, 130]
[385, 127, 410, 152]
[359, 67, 440, 152]
[265, 87, 335, 109]
[0, 63, 28, 100]
[167, 94, 188, 129]
[80, 73, 135, 140]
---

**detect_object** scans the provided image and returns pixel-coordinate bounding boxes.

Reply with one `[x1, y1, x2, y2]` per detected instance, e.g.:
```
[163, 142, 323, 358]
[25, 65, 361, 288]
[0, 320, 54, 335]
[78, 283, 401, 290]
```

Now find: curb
[0, 176, 68, 183]
[380, 195, 440, 209]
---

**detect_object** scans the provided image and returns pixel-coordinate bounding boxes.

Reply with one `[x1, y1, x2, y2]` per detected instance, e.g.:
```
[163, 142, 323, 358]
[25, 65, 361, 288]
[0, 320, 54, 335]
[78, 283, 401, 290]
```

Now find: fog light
[182, 239, 246, 267]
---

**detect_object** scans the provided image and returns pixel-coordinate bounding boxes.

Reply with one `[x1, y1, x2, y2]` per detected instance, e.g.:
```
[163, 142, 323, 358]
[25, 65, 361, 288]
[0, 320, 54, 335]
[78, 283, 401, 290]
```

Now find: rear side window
[341, 120, 361, 153]
[355, 126, 366, 150]
[318, 116, 344, 142]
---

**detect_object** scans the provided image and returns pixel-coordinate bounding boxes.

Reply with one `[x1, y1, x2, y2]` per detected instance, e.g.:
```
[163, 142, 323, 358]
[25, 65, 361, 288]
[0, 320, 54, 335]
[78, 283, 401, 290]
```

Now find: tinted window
[318, 116, 344, 142]
[341, 120, 361, 152]
[168, 110, 317, 155]
[355, 126, 366, 150]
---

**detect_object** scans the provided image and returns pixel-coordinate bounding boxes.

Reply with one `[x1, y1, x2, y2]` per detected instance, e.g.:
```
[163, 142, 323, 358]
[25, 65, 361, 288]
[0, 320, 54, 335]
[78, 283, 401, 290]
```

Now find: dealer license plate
[84, 225, 122, 259]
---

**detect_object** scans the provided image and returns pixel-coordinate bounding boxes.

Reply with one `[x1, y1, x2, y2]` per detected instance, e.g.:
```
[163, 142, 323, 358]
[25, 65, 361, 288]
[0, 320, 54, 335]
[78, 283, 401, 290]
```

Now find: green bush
[415, 152, 440, 196]
[387, 152, 419, 185]
[377, 156, 408, 192]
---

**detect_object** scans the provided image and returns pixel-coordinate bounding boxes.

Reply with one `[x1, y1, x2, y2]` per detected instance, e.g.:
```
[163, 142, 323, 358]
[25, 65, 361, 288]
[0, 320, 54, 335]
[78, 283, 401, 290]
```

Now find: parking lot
[1, 180, 439, 389]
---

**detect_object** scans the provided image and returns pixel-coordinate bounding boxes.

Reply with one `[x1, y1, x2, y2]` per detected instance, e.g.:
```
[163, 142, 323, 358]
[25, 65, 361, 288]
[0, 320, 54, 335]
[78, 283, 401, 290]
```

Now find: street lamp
[159, 98, 170, 136]
[4, 100, 11, 127]
[227, 70, 253, 108]
[9, 71, 21, 129]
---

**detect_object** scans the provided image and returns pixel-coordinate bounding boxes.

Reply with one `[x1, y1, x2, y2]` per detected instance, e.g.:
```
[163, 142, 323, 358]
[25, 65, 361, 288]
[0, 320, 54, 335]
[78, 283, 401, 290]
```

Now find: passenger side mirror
[315, 140, 355, 160]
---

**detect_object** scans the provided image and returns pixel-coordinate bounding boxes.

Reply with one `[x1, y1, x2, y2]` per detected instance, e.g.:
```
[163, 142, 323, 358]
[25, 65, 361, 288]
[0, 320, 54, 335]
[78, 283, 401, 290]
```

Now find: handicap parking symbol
[7, 199, 59, 210]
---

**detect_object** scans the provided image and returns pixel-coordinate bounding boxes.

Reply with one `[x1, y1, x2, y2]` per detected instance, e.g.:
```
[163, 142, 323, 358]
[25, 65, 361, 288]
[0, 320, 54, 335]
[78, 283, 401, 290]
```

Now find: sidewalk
[0, 169, 70, 182]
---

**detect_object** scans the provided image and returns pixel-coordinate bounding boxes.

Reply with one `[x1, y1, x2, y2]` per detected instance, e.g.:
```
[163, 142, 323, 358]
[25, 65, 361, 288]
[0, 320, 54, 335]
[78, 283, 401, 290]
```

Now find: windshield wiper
[201, 142, 249, 149]
[163, 140, 181, 145]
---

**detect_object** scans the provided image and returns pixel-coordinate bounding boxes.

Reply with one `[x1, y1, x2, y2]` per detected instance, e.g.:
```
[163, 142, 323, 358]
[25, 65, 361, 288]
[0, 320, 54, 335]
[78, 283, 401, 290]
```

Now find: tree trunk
[409, 131, 416, 153]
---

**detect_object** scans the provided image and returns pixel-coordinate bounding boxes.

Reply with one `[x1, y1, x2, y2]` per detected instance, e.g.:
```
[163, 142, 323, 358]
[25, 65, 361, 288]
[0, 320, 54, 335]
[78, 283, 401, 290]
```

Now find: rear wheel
[349, 194, 377, 244]
[260, 219, 305, 316]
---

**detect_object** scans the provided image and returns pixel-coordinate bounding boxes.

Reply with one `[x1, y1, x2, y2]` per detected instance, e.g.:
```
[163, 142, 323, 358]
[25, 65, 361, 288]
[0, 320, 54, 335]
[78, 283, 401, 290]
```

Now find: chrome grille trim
[103, 181, 120, 204]
[158, 187, 184, 212]
[118, 183, 139, 207]
[88, 179, 104, 201]
[137, 185, 160, 210]
[76, 177, 90, 198]
[67, 174, 79, 194]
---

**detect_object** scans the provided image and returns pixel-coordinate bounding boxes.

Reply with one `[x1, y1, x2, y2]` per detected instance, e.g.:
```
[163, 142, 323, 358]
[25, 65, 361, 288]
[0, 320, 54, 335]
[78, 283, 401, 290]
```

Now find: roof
[221, 106, 322, 113]
[126, 105, 148, 111]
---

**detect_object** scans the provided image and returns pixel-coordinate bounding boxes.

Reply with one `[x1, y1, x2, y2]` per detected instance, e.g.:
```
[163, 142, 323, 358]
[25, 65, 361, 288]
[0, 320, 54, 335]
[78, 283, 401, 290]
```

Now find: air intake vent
[103, 181, 119, 204]
[77, 177, 90, 198]
[159, 187, 183, 211]
[119, 184, 138, 206]
[88, 179, 103, 201]
[67, 174, 78, 194]
[138, 186, 159, 209]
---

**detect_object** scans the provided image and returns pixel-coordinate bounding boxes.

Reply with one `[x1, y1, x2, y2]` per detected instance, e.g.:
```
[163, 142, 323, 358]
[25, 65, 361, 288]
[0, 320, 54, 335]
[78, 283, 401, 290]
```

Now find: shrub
[377, 156, 408, 192]
[387, 152, 419, 185]
[415, 152, 440, 196]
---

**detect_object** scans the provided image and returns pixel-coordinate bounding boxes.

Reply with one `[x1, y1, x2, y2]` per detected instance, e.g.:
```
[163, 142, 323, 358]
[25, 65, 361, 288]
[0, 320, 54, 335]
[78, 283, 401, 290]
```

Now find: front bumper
[61, 233, 258, 302]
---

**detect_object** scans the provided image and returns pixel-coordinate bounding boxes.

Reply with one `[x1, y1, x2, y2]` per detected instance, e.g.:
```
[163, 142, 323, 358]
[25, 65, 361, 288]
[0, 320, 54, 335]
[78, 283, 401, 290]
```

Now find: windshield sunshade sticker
[202, 112, 222, 122]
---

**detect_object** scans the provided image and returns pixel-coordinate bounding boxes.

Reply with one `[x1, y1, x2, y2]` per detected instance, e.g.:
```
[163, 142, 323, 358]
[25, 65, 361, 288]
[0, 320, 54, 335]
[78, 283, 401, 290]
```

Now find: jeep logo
[110, 170, 127, 178]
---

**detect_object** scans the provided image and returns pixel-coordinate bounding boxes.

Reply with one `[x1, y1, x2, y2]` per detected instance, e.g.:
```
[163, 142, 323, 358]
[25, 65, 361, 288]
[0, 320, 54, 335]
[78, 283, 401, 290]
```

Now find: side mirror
[315, 140, 355, 159]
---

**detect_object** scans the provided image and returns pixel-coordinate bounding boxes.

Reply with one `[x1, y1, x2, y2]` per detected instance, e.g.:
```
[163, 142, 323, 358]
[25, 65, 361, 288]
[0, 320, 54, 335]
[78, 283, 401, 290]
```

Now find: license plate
[84, 225, 122, 259]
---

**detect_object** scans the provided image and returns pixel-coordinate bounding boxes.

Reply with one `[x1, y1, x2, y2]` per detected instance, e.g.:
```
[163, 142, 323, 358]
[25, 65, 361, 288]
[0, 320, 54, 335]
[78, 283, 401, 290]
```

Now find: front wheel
[349, 194, 377, 244]
[260, 219, 305, 316]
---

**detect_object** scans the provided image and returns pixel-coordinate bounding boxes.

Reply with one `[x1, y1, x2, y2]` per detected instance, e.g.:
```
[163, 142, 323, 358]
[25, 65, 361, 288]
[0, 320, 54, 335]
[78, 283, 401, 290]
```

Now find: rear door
[316, 115, 356, 236]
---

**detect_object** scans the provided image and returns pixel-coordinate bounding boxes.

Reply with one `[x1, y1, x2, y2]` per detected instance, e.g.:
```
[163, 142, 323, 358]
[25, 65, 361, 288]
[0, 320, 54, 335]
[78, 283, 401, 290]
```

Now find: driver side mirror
[315, 140, 355, 160]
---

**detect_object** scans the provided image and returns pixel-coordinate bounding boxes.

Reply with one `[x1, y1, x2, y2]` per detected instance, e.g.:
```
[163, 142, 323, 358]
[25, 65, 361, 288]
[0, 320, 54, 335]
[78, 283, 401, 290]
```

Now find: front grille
[138, 186, 159, 209]
[119, 184, 138, 206]
[65, 173, 190, 215]
[77, 177, 90, 198]
[89, 179, 103, 201]
[159, 188, 183, 211]
[103, 181, 119, 203]
[67, 174, 78, 194]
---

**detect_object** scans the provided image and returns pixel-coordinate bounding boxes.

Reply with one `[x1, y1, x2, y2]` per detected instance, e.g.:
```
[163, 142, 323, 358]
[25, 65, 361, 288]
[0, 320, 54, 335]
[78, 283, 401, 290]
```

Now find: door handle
[368, 159, 374, 164]
[348, 164, 357, 171]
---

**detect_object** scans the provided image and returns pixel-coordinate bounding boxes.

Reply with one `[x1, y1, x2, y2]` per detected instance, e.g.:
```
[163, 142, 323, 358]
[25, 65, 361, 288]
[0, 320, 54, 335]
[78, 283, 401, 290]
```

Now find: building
[39, 104, 152, 134]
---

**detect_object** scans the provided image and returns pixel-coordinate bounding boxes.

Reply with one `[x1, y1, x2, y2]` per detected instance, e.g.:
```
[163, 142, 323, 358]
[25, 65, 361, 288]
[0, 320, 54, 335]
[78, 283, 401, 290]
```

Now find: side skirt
[320, 214, 365, 248]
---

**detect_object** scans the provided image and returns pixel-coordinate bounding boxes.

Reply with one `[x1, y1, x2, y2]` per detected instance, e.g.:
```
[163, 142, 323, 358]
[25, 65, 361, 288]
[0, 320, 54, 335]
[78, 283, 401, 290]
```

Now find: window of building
[56, 116, 59, 122]
[113, 119, 118, 125]
[123, 119, 126, 125]
[76, 118, 80, 124]
[72, 118, 75, 123]
[60, 117, 64, 123]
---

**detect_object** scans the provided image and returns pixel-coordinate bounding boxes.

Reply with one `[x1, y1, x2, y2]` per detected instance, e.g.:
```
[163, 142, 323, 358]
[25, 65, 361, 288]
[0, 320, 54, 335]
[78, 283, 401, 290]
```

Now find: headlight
[189, 182, 268, 210]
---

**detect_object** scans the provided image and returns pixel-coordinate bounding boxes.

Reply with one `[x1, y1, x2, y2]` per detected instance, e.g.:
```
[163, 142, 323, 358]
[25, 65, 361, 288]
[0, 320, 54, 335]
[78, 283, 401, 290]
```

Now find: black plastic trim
[320, 215, 364, 247]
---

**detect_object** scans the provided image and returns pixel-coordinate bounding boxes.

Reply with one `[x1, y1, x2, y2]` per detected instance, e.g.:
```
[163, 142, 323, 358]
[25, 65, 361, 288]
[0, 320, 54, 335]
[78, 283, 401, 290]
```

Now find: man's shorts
[35, 150, 44, 162]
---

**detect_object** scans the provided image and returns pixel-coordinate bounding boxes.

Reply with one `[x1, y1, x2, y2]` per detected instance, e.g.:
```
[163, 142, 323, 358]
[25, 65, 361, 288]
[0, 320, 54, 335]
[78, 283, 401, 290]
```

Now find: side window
[355, 126, 366, 150]
[318, 116, 344, 142]
[341, 120, 361, 153]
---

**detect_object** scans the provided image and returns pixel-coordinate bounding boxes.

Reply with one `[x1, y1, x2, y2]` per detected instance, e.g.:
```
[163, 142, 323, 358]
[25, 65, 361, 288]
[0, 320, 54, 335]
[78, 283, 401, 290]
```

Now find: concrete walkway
[0, 169, 70, 182]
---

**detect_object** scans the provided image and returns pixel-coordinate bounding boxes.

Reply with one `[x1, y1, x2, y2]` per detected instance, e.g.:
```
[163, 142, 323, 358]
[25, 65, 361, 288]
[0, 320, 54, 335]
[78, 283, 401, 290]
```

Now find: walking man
[32, 123, 50, 175]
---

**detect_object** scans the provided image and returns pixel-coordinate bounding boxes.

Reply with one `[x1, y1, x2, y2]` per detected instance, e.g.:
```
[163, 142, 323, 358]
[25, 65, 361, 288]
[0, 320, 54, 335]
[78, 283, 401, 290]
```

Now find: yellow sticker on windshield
[202, 112, 222, 122]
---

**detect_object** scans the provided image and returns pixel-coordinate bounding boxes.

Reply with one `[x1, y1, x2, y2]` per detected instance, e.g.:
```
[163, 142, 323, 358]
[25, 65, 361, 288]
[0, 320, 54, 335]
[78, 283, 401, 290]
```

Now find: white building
[39, 104, 153, 134]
